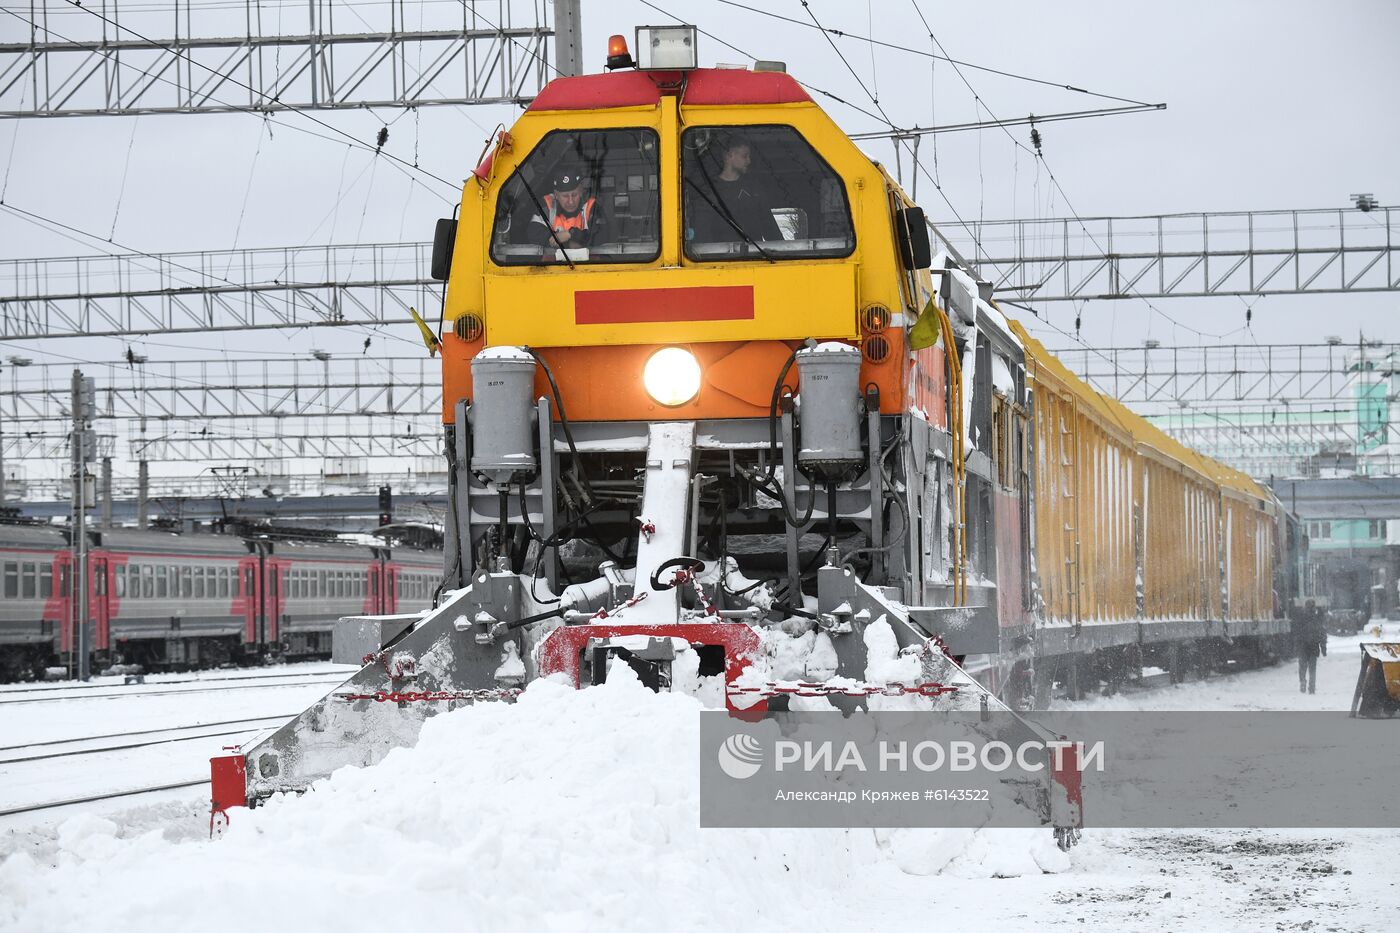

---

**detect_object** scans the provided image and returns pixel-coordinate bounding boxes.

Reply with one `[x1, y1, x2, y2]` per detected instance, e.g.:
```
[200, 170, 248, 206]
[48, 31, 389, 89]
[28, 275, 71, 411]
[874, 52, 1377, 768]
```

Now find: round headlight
[643, 347, 702, 407]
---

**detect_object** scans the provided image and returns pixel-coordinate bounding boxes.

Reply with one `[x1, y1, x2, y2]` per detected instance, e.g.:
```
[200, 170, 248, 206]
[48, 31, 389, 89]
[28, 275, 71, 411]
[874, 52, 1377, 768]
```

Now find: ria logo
[718, 733, 764, 780]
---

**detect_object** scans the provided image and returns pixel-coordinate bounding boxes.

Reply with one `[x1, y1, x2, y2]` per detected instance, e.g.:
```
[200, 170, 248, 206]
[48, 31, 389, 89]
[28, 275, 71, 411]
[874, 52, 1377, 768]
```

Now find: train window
[217, 568, 229, 599]
[682, 125, 854, 262]
[95, 568, 105, 597]
[156, 565, 168, 598]
[1, 562, 15, 598]
[20, 562, 36, 599]
[490, 128, 661, 266]
[142, 564, 155, 599]
[180, 566, 192, 599]
[40, 565, 52, 599]
[114, 569, 126, 598]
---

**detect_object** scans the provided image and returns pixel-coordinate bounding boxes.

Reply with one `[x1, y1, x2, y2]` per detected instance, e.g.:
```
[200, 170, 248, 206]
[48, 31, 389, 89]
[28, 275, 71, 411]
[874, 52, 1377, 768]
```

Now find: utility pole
[554, 0, 583, 77]
[100, 456, 113, 528]
[70, 370, 95, 681]
[137, 459, 149, 529]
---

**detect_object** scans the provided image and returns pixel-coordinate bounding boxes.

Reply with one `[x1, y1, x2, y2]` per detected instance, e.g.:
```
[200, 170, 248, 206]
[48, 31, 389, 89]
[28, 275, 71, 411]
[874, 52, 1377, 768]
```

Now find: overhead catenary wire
[894, 4, 1221, 345]
[704, 0, 1157, 107]
[637, 0, 986, 254]
[796, 1, 986, 258]
[106, 115, 142, 241]
[41, 2, 461, 191]
[0, 8, 459, 206]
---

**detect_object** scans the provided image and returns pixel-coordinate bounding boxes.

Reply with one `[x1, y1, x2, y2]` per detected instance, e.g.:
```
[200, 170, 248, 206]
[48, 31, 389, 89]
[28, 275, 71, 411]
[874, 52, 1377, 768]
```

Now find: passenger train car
[0, 523, 442, 679]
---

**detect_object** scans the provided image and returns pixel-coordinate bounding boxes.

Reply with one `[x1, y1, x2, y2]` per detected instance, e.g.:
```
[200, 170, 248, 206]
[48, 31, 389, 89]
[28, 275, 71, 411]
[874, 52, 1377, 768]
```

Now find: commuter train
[0, 523, 441, 679]
[426, 31, 1300, 704]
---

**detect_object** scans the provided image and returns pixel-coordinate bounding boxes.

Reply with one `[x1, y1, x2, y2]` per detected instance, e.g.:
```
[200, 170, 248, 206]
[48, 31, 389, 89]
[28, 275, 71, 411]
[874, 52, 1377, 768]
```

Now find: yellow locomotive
[428, 26, 1289, 690]
[213, 27, 1295, 839]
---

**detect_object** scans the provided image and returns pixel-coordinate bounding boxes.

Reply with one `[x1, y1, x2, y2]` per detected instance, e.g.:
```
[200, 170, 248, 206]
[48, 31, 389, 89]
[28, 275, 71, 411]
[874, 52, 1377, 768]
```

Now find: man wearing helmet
[528, 167, 606, 249]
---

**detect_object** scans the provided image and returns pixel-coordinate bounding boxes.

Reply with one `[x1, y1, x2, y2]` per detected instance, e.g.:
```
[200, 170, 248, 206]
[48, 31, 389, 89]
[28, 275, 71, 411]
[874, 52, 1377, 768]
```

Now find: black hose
[432, 425, 465, 608]
[648, 556, 705, 592]
[524, 346, 594, 506]
[506, 605, 566, 631]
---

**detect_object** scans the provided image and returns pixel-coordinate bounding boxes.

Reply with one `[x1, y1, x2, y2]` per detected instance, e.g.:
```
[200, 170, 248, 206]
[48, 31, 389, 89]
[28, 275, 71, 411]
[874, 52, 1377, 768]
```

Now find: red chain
[670, 568, 718, 617]
[921, 634, 953, 659]
[337, 688, 521, 703]
[590, 591, 648, 620]
[362, 650, 416, 679]
[728, 680, 961, 699]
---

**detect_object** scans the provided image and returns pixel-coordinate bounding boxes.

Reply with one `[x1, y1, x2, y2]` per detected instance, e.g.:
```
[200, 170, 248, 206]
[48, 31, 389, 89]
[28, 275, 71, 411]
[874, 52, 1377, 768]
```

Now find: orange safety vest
[543, 193, 597, 232]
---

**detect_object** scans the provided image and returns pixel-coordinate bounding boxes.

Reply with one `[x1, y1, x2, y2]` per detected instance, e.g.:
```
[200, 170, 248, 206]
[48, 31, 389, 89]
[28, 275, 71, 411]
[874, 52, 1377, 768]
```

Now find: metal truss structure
[948, 207, 1399, 302]
[1, 242, 439, 339]
[1048, 340, 1399, 406]
[1, 345, 1395, 490]
[1143, 403, 1398, 481]
[1, 0, 552, 118]
[1037, 339, 1400, 479]
[1, 354, 440, 422]
[8, 206, 1398, 342]
[0, 355, 442, 462]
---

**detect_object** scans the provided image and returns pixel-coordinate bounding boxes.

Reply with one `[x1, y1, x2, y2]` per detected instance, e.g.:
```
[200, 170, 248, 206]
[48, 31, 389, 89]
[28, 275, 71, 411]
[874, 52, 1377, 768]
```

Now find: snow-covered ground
[1, 643, 1395, 932]
[0, 663, 354, 818]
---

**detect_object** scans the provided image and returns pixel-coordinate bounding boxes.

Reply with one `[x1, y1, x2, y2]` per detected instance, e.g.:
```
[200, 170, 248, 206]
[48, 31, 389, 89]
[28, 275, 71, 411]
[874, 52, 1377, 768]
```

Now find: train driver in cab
[686, 134, 782, 246]
[527, 166, 607, 250]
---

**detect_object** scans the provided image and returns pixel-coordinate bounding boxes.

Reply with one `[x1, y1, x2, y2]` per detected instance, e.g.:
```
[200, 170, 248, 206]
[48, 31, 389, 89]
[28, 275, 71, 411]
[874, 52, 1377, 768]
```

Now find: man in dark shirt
[688, 136, 782, 245]
[1294, 599, 1327, 694]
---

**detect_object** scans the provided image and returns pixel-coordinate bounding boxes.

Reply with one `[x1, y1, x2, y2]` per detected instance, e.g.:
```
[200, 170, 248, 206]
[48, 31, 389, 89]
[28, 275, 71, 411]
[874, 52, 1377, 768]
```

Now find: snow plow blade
[210, 573, 533, 818]
[1351, 643, 1400, 718]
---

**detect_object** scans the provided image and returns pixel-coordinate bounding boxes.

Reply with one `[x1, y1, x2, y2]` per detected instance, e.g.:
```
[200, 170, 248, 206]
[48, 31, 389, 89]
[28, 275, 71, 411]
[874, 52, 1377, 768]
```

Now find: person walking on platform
[1295, 599, 1327, 694]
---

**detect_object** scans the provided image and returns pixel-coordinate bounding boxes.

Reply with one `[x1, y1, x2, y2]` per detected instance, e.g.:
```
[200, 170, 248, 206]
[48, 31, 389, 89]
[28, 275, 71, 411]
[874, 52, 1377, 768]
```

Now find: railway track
[0, 714, 296, 764]
[0, 781, 213, 818]
[0, 714, 307, 818]
[0, 667, 354, 696]
[0, 672, 350, 705]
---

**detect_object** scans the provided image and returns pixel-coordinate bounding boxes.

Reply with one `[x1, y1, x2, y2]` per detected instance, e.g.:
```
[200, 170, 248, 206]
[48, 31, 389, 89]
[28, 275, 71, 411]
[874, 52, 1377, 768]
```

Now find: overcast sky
[1, 0, 1397, 482]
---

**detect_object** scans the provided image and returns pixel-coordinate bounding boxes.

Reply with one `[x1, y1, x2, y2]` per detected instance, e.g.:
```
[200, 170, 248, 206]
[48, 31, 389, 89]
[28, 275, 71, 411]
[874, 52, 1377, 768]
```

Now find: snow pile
[1, 669, 1067, 932]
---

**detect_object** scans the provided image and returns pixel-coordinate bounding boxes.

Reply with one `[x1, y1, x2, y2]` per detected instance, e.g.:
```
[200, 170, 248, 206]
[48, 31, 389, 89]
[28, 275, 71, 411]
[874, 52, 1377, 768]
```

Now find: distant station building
[1271, 476, 1400, 627]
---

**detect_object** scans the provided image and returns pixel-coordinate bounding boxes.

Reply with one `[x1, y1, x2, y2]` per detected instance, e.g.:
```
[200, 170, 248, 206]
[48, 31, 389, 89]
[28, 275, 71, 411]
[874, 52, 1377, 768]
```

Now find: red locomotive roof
[526, 67, 811, 112]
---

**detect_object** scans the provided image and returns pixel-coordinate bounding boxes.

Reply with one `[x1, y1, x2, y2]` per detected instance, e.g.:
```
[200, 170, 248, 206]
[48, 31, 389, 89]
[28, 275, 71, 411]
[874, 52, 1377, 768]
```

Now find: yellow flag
[408, 307, 442, 357]
[908, 297, 943, 351]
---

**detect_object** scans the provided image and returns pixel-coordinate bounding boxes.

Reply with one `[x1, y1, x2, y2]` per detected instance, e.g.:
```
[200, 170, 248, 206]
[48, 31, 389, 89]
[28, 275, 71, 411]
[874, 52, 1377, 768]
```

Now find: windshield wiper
[685, 174, 775, 263]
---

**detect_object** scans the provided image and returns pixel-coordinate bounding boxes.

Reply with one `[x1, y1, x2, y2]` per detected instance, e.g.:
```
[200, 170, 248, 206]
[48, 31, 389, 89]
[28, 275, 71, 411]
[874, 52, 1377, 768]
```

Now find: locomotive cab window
[682, 125, 854, 261]
[490, 128, 660, 266]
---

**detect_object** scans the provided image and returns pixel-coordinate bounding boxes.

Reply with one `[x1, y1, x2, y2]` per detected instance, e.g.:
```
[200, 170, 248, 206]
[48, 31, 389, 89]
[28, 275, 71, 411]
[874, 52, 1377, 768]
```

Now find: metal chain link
[337, 688, 522, 703]
[728, 680, 961, 699]
[361, 649, 416, 680]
